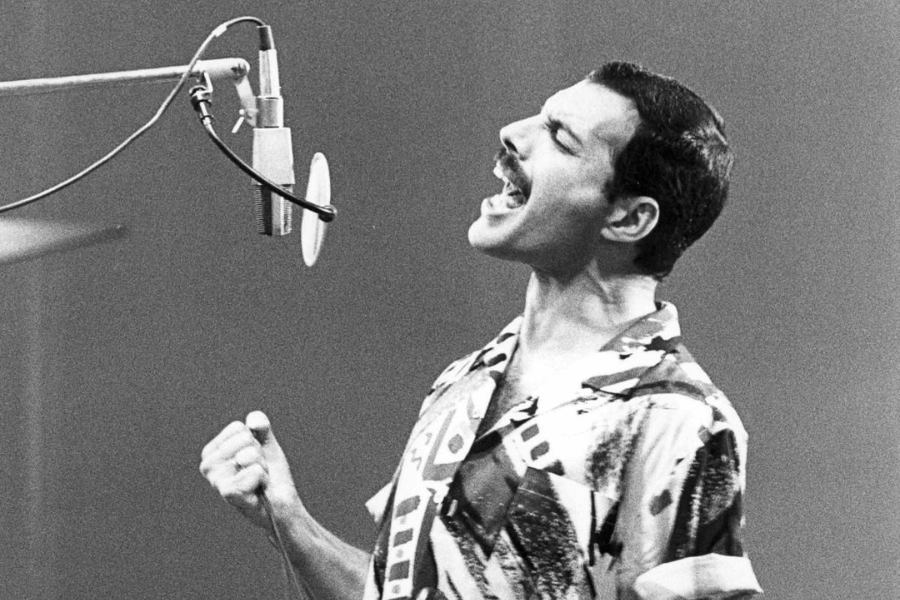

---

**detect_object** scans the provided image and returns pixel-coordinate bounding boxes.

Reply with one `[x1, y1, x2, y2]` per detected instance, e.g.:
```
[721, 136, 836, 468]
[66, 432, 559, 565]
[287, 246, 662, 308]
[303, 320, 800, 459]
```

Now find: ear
[600, 196, 659, 243]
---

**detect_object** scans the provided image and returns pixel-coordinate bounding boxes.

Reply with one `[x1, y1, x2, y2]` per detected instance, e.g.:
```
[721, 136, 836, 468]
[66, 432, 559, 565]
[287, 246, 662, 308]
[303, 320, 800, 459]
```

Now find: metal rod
[0, 58, 250, 98]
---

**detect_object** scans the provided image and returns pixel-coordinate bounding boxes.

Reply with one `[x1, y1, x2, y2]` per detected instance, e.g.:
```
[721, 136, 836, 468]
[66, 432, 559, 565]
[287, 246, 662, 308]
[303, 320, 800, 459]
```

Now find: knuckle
[204, 469, 224, 488]
[246, 463, 268, 482]
[209, 474, 228, 492]
[199, 452, 228, 476]
[236, 445, 262, 464]
[219, 479, 244, 499]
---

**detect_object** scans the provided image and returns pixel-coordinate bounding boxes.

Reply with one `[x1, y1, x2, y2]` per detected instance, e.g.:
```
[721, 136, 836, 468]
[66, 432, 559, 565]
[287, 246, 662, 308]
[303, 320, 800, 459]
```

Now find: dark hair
[588, 62, 733, 279]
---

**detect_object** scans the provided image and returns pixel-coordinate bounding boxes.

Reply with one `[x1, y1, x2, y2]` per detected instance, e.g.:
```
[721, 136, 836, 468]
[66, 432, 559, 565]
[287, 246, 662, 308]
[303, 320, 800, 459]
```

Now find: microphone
[187, 22, 334, 266]
[251, 25, 293, 236]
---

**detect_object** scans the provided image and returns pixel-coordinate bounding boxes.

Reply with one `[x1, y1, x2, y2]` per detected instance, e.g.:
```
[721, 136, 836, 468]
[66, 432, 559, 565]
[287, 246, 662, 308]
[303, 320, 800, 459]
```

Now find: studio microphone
[252, 25, 293, 236]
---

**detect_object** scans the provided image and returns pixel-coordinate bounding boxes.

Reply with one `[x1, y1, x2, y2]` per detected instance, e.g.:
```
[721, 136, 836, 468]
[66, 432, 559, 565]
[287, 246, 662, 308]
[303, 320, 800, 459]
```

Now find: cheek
[529, 158, 610, 219]
[544, 160, 607, 199]
[563, 183, 609, 223]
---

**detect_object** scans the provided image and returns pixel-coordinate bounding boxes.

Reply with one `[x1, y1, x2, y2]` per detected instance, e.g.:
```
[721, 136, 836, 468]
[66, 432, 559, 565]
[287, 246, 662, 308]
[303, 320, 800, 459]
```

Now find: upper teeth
[494, 165, 520, 194]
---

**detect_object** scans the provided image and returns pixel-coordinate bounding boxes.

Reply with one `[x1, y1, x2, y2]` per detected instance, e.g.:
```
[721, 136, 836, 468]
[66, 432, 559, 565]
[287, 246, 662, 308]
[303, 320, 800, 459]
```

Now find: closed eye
[543, 118, 574, 154]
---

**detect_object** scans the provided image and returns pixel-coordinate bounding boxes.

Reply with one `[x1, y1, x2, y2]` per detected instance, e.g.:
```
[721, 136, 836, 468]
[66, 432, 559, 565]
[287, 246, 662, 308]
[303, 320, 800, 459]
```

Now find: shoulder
[427, 349, 483, 394]
[630, 341, 748, 445]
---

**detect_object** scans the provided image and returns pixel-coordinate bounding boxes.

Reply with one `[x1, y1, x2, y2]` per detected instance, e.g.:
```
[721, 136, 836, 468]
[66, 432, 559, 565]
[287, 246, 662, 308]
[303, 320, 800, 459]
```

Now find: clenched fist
[199, 411, 301, 533]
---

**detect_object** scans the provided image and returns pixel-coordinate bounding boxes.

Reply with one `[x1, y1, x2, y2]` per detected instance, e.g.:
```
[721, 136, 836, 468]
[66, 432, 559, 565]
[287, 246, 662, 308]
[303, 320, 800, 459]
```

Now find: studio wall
[0, 1, 897, 598]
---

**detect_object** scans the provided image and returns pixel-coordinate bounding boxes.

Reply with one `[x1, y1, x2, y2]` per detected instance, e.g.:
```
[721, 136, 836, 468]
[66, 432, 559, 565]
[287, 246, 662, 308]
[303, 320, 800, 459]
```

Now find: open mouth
[493, 163, 528, 208]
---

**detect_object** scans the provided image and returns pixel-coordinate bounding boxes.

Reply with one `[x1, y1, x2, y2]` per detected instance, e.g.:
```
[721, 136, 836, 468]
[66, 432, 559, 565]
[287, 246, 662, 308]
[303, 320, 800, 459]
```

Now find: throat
[480, 347, 587, 435]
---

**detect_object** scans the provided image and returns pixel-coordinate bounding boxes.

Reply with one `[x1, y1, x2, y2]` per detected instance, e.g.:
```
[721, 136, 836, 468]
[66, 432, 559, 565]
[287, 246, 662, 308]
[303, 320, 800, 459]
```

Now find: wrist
[260, 488, 316, 547]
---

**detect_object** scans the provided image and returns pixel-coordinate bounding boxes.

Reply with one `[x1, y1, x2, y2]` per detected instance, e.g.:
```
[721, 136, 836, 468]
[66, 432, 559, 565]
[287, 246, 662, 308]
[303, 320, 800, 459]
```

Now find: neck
[518, 267, 658, 356]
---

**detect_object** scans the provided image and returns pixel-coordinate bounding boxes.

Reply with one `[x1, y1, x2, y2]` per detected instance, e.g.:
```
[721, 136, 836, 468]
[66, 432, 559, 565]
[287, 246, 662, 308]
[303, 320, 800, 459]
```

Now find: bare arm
[200, 411, 370, 600]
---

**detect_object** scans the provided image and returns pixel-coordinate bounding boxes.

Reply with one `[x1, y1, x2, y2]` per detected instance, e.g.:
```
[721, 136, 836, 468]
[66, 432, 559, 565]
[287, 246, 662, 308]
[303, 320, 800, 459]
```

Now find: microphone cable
[0, 16, 265, 214]
[187, 83, 335, 222]
[259, 491, 314, 600]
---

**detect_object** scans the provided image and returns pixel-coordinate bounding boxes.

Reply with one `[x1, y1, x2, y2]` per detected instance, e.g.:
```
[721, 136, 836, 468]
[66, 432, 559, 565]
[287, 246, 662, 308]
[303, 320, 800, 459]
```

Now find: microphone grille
[253, 184, 293, 236]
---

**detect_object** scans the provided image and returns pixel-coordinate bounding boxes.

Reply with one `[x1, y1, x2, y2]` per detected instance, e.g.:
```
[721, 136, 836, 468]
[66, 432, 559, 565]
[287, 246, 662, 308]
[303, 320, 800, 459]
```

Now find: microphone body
[252, 26, 294, 236]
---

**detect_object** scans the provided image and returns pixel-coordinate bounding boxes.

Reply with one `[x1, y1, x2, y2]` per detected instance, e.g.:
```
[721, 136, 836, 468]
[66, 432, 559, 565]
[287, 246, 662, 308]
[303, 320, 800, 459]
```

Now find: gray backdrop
[0, 1, 897, 598]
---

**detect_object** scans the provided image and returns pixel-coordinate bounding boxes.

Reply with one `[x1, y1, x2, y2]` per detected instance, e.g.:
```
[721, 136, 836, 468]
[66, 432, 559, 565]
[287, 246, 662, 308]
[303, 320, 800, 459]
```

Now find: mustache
[494, 148, 530, 197]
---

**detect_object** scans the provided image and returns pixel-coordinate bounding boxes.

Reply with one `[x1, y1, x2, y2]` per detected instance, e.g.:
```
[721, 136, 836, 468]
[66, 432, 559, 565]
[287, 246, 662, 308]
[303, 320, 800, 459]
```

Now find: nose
[499, 116, 535, 158]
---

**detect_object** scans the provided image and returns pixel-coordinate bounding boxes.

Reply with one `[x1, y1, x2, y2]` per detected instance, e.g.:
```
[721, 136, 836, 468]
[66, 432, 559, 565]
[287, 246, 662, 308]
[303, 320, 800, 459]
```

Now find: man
[200, 62, 762, 600]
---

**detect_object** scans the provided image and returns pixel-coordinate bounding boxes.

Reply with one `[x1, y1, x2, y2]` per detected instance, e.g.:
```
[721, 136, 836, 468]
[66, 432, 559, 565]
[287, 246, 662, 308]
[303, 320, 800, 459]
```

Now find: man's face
[468, 81, 640, 274]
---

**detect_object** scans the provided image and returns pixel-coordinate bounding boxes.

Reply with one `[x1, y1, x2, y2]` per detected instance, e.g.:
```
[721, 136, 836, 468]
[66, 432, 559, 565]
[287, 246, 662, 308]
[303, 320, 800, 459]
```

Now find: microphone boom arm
[0, 58, 252, 98]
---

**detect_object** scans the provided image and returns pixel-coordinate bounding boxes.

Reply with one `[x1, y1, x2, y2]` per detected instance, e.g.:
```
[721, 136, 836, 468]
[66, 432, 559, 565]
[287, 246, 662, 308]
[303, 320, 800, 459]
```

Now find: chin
[467, 219, 485, 247]
[467, 224, 519, 263]
[467, 219, 501, 253]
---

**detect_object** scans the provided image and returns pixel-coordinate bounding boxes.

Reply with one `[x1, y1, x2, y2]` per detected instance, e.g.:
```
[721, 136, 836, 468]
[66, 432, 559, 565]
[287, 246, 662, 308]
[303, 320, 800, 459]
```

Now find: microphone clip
[188, 73, 215, 126]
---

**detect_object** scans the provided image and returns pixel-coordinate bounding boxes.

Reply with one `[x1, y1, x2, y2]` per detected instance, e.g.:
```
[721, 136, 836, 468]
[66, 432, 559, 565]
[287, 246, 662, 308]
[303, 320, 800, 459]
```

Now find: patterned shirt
[363, 302, 761, 600]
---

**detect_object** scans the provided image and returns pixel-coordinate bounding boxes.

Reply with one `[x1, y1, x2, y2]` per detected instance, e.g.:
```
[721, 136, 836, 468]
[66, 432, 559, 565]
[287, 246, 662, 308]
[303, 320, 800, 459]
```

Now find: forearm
[271, 499, 371, 600]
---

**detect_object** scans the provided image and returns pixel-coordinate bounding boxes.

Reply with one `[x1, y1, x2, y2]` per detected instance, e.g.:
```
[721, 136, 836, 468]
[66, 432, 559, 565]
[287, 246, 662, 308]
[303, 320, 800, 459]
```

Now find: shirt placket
[380, 367, 502, 600]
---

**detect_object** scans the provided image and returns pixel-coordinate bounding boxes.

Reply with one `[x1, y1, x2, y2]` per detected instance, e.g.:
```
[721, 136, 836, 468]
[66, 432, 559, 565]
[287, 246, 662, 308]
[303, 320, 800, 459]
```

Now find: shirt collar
[471, 315, 523, 373]
[598, 301, 681, 355]
[583, 301, 683, 395]
[471, 302, 683, 396]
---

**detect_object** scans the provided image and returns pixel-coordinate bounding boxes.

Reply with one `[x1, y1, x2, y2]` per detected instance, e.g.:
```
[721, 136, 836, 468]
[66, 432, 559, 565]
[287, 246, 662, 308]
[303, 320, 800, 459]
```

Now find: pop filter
[300, 152, 330, 267]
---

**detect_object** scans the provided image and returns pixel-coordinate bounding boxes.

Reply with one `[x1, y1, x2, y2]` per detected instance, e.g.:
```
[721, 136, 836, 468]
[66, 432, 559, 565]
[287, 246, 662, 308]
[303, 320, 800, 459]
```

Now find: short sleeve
[612, 394, 762, 599]
[634, 554, 761, 600]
